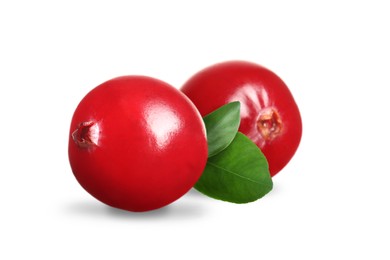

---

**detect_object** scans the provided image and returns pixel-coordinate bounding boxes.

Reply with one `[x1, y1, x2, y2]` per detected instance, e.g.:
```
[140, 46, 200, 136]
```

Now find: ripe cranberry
[181, 61, 302, 176]
[68, 76, 208, 212]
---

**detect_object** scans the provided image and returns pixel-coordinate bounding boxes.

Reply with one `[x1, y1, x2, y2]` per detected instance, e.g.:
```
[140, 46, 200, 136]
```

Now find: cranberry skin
[68, 76, 208, 212]
[181, 61, 302, 177]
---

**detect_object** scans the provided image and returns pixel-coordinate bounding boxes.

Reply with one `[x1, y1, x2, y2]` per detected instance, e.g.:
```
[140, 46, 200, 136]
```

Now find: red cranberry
[181, 61, 302, 176]
[69, 76, 208, 211]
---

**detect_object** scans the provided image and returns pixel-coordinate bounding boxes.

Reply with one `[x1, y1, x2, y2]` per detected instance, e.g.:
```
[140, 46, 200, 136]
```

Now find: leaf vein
[207, 161, 271, 186]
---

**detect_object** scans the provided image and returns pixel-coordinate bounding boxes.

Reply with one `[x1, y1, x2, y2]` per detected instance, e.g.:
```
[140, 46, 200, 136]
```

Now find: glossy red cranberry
[181, 61, 302, 176]
[68, 76, 208, 212]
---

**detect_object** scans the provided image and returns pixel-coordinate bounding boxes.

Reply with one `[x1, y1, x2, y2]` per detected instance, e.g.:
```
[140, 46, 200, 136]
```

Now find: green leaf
[203, 101, 240, 157]
[195, 132, 273, 203]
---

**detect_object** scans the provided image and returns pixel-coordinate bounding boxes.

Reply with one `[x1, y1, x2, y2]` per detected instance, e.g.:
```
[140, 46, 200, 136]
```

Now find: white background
[1, 0, 389, 259]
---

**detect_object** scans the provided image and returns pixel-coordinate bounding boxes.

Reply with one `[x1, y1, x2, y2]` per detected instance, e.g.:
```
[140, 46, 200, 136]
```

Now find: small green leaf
[195, 132, 273, 203]
[203, 101, 240, 157]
